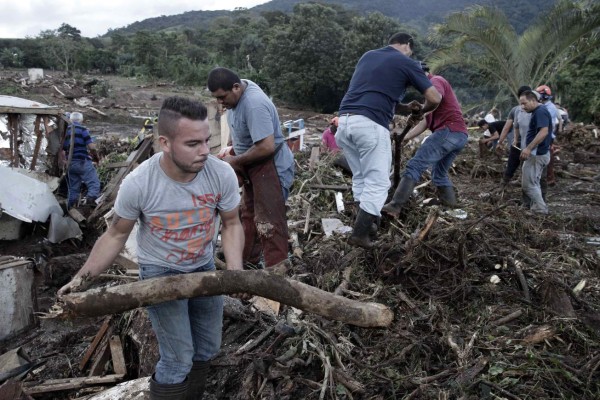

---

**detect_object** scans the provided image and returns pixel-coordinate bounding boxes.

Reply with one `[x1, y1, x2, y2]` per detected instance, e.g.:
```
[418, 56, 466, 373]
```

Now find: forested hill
[113, 0, 556, 36]
[110, 10, 229, 35]
[253, 0, 555, 33]
[114, 0, 556, 33]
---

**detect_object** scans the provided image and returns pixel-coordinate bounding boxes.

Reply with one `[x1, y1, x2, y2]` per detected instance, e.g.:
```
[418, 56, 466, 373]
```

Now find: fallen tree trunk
[56, 270, 393, 328]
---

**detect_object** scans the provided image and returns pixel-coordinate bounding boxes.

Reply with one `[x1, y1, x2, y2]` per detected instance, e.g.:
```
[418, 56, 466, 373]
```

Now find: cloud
[0, 0, 269, 39]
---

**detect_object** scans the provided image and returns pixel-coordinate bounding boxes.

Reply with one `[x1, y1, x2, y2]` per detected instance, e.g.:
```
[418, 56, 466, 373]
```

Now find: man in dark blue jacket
[336, 32, 441, 248]
[518, 91, 553, 214]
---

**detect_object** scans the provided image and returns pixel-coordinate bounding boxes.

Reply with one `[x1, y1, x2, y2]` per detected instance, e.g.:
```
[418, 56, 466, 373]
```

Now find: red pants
[240, 159, 289, 267]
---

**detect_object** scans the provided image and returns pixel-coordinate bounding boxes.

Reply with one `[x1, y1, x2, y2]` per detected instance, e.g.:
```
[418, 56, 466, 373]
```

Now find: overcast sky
[0, 0, 271, 39]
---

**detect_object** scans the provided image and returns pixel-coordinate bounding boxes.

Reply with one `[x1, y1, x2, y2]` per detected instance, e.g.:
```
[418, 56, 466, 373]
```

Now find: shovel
[392, 111, 421, 189]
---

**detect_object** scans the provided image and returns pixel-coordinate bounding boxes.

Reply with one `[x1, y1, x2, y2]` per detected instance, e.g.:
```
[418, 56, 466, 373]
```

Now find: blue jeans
[66, 159, 101, 207]
[140, 262, 223, 384]
[335, 114, 392, 216]
[404, 128, 468, 187]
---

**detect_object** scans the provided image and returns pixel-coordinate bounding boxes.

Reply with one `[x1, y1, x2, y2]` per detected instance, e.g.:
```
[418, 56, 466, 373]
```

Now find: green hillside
[111, 0, 556, 36]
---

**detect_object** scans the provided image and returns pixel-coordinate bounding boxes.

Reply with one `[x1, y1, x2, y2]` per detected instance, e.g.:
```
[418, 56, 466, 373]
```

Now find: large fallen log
[56, 270, 393, 328]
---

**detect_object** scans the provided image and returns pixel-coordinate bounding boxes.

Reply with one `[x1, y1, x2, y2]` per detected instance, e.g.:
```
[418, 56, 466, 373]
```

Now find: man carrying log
[58, 96, 244, 400]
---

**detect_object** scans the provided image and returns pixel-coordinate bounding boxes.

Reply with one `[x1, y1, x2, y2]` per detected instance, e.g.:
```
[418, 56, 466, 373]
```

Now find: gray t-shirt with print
[115, 153, 240, 272]
[226, 79, 294, 192]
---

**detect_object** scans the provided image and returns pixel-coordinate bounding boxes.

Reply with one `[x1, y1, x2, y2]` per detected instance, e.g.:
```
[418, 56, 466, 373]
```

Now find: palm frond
[429, 0, 600, 98]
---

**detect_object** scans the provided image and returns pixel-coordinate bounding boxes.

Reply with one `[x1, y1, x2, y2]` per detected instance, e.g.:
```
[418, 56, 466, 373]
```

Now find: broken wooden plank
[103, 161, 131, 169]
[88, 339, 111, 377]
[87, 106, 107, 117]
[490, 309, 523, 327]
[109, 336, 127, 375]
[79, 317, 112, 371]
[68, 208, 86, 224]
[308, 184, 350, 191]
[23, 374, 125, 395]
[308, 146, 320, 170]
[235, 326, 274, 355]
[57, 270, 394, 328]
[53, 85, 66, 97]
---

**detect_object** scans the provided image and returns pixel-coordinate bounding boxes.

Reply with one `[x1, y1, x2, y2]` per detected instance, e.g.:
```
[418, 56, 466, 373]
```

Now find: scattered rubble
[0, 70, 599, 399]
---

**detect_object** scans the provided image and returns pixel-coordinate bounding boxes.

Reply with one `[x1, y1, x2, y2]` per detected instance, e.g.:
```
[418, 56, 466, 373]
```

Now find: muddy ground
[1, 70, 600, 399]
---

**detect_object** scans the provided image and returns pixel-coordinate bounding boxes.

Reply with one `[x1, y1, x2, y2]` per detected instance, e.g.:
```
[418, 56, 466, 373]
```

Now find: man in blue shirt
[62, 112, 101, 209]
[519, 91, 553, 214]
[336, 32, 441, 248]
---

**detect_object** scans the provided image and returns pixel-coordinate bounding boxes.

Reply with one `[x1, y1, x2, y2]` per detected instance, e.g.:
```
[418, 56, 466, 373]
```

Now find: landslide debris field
[1, 71, 600, 399]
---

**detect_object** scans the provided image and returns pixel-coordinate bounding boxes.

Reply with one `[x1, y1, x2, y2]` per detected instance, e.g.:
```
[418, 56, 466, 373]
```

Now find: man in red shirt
[383, 62, 468, 217]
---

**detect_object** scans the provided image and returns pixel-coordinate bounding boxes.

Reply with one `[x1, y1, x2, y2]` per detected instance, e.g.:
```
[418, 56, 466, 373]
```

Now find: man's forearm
[221, 222, 244, 270]
[498, 120, 513, 144]
[230, 135, 276, 168]
[404, 119, 427, 141]
[75, 230, 128, 279]
[421, 99, 439, 114]
[421, 86, 442, 114]
[233, 145, 272, 166]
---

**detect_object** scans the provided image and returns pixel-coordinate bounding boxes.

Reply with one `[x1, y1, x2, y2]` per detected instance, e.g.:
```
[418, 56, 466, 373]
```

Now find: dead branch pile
[3, 123, 600, 400]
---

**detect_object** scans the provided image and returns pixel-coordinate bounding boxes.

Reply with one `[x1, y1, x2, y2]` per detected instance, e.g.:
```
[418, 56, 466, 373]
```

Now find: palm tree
[428, 0, 600, 99]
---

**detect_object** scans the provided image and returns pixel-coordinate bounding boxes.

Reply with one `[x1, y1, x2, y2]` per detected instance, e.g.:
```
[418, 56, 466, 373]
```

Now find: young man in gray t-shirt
[58, 97, 244, 398]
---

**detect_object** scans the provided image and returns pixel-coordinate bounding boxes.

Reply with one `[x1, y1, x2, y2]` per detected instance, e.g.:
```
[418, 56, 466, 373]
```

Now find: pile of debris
[1, 110, 600, 399]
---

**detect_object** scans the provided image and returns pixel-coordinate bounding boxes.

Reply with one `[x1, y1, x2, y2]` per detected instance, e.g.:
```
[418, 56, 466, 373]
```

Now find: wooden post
[8, 114, 19, 167]
[29, 115, 43, 170]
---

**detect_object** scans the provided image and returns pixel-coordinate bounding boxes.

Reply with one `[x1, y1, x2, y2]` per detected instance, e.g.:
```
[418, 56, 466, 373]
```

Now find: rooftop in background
[0, 95, 62, 115]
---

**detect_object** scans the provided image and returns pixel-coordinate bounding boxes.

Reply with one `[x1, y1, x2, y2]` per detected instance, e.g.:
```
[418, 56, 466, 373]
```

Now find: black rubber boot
[381, 177, 416, 218]
[150, 374, 189, 400]
[437, 186, 458, 208]
[186, 361, 209, 400]
[348, 209, 377, 249]
[369, 217, 380, 238]
[354, 202, 378, 237]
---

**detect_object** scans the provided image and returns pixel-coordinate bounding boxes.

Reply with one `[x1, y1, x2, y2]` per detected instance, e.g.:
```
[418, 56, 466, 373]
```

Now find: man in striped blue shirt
[63, 112, 101, 209]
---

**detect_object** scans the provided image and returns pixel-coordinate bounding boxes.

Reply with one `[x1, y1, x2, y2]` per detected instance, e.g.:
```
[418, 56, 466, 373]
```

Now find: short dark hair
[388, 32, 414, 48]
[207, 67, 242, 92]
[158, 96, 208, 138]
[477, 119, 488, 128]
[520, 90, 539, 102]
[517, 85, 532, 97]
